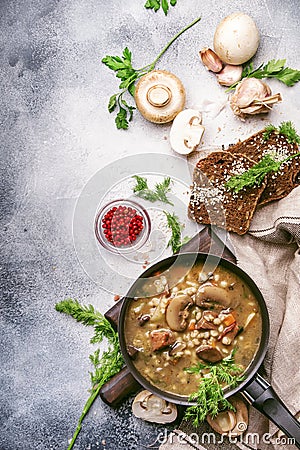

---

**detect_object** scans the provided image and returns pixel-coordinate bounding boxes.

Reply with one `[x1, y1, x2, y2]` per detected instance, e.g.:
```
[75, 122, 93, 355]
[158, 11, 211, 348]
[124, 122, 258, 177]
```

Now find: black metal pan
[118, 253, 300, 447]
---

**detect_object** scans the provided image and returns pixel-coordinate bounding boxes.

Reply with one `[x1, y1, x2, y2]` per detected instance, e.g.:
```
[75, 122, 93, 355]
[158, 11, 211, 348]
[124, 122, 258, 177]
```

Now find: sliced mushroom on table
[207, 396, 248, 435]
[165, 294, 193, 331]
[132, 390, 178, 424]
[170, 109, 205, 155]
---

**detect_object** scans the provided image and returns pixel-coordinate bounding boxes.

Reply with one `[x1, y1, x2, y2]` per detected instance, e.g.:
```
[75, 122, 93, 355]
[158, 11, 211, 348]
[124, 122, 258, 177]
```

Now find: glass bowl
[95, 199, 151, 254]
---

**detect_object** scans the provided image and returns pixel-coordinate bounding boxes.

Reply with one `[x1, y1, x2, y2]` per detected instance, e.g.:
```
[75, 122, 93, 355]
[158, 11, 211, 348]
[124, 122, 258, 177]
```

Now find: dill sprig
[164, 211, 182, 253]
[55, 299, 124, 450]
[262, 124, 277, 141]
[132, 175, 174, 205]
[263, 121, 300, 144]
[184, 351, 244, 427]
[163, 211, 191, 253]
[226, 152, 300, 193]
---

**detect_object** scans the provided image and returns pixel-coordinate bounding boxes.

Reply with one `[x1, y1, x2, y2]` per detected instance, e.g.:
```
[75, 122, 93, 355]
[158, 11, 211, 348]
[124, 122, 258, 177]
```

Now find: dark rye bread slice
[188, 151, 266, 235]
[226, 130, 300, 206]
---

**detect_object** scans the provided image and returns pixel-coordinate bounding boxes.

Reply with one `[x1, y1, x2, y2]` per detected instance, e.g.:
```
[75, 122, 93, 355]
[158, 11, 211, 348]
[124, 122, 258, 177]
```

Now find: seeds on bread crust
[189, 151, 266, 235]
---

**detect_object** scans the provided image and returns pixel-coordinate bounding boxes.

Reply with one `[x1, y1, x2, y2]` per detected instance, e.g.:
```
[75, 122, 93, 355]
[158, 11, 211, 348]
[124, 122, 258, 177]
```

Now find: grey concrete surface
[0, 1, 299, 449]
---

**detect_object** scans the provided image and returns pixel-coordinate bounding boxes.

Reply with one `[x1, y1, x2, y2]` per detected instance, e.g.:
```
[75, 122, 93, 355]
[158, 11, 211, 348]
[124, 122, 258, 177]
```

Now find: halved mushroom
[207, 410, 237, 434]
[165, 294, 193, 331]
[230, 396, 249, 436]
[196, 345, 223, 363]
[195, 283, 238, 309]
[134, 70, 186, 124]
[170, 109, 205, 155]
[207, 396, 248, 436]
[132, 390, 177, 423]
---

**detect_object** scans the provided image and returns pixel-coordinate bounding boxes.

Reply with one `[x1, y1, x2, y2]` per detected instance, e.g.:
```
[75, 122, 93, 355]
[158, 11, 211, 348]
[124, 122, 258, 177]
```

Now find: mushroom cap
[170, 109, 205, 155]
[132, 390, 177, 423]
[195, 283, 236, 309]
[165, 294, 193, 331]
[213, 13, 260, 65]
[196, 345, 223, 363]
[134, 70, 186, 124]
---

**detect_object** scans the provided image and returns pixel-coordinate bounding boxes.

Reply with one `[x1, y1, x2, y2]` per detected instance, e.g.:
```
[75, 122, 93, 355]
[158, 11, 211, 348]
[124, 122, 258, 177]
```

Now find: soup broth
[124, 261, 262, 397]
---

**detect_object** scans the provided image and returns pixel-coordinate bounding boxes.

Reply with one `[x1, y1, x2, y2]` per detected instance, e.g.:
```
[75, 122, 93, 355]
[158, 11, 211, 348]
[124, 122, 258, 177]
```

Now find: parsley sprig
[144, 0, 177, 15]
[228, 59, 300, 91]
[226, 152, 300, 193]
[102, 17, 201, 129]
[132, 175, 174, 205]
[55, 299, 124, 450]
[184, 351, 244, 427]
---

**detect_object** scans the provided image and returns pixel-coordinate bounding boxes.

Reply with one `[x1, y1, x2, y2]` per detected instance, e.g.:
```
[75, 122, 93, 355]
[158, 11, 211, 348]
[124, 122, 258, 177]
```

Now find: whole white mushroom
[213, 13, 260, 65]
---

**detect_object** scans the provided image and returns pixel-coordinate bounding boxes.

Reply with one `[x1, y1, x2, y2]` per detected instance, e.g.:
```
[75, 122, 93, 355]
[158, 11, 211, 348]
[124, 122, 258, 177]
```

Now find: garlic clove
[241, 93, 282, 115]
[200, 47, 223, 73]
[230, 78, 281, 118]
[216, 64, 243, 86]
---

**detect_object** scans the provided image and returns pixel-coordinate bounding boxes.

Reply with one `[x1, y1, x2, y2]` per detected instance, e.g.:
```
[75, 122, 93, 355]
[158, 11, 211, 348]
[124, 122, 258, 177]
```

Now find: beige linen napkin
[160, 186, 300, 450]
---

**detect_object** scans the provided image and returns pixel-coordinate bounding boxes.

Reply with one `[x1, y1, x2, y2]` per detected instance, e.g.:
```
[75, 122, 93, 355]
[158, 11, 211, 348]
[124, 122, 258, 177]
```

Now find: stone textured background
[0, 1, 299, 449]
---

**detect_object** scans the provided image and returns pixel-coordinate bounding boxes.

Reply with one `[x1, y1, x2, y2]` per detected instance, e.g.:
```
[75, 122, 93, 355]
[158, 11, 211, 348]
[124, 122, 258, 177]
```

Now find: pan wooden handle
[99, 366, 141, 407]
[105, 299, 124, 330]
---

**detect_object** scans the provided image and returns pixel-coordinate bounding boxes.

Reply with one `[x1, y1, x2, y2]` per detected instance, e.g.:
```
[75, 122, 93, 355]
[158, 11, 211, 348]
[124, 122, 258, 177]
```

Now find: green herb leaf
[132, 175, 174, 204]
[264, 58, 286, 73]
[154, 177, 173, 205]
[161, 0, 169, 15]
[276, 67, 300, 87]
[55, 299, 124, 450]
[184, 351, 244, 427]
[262, 124, 276, 141]
[262, 121, 300, 144]
[278, 121, 300, 144]
[144, 0, 160, 12]
[144, 0, 177, 14]
[226, 146, 300, 193]
[226, 155, 281, 193]
[115, 107, 128, 130]
[163, 211, 182, 253]
[102, 17, 201, 129]
[108, 94, 118, 113]
[228, 59, 300, 91]
[55, 299, 102, 326]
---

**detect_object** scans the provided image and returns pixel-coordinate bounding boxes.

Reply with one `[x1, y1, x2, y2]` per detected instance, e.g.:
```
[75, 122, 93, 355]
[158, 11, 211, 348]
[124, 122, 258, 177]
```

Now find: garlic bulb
[230, 78, 282, 118]
[216, 65, 243, 87]
[200, 48, 223, 73]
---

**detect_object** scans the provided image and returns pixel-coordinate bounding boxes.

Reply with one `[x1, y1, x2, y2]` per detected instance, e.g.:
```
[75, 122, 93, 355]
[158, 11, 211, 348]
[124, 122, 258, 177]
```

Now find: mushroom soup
[124, 261, 262, 396]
